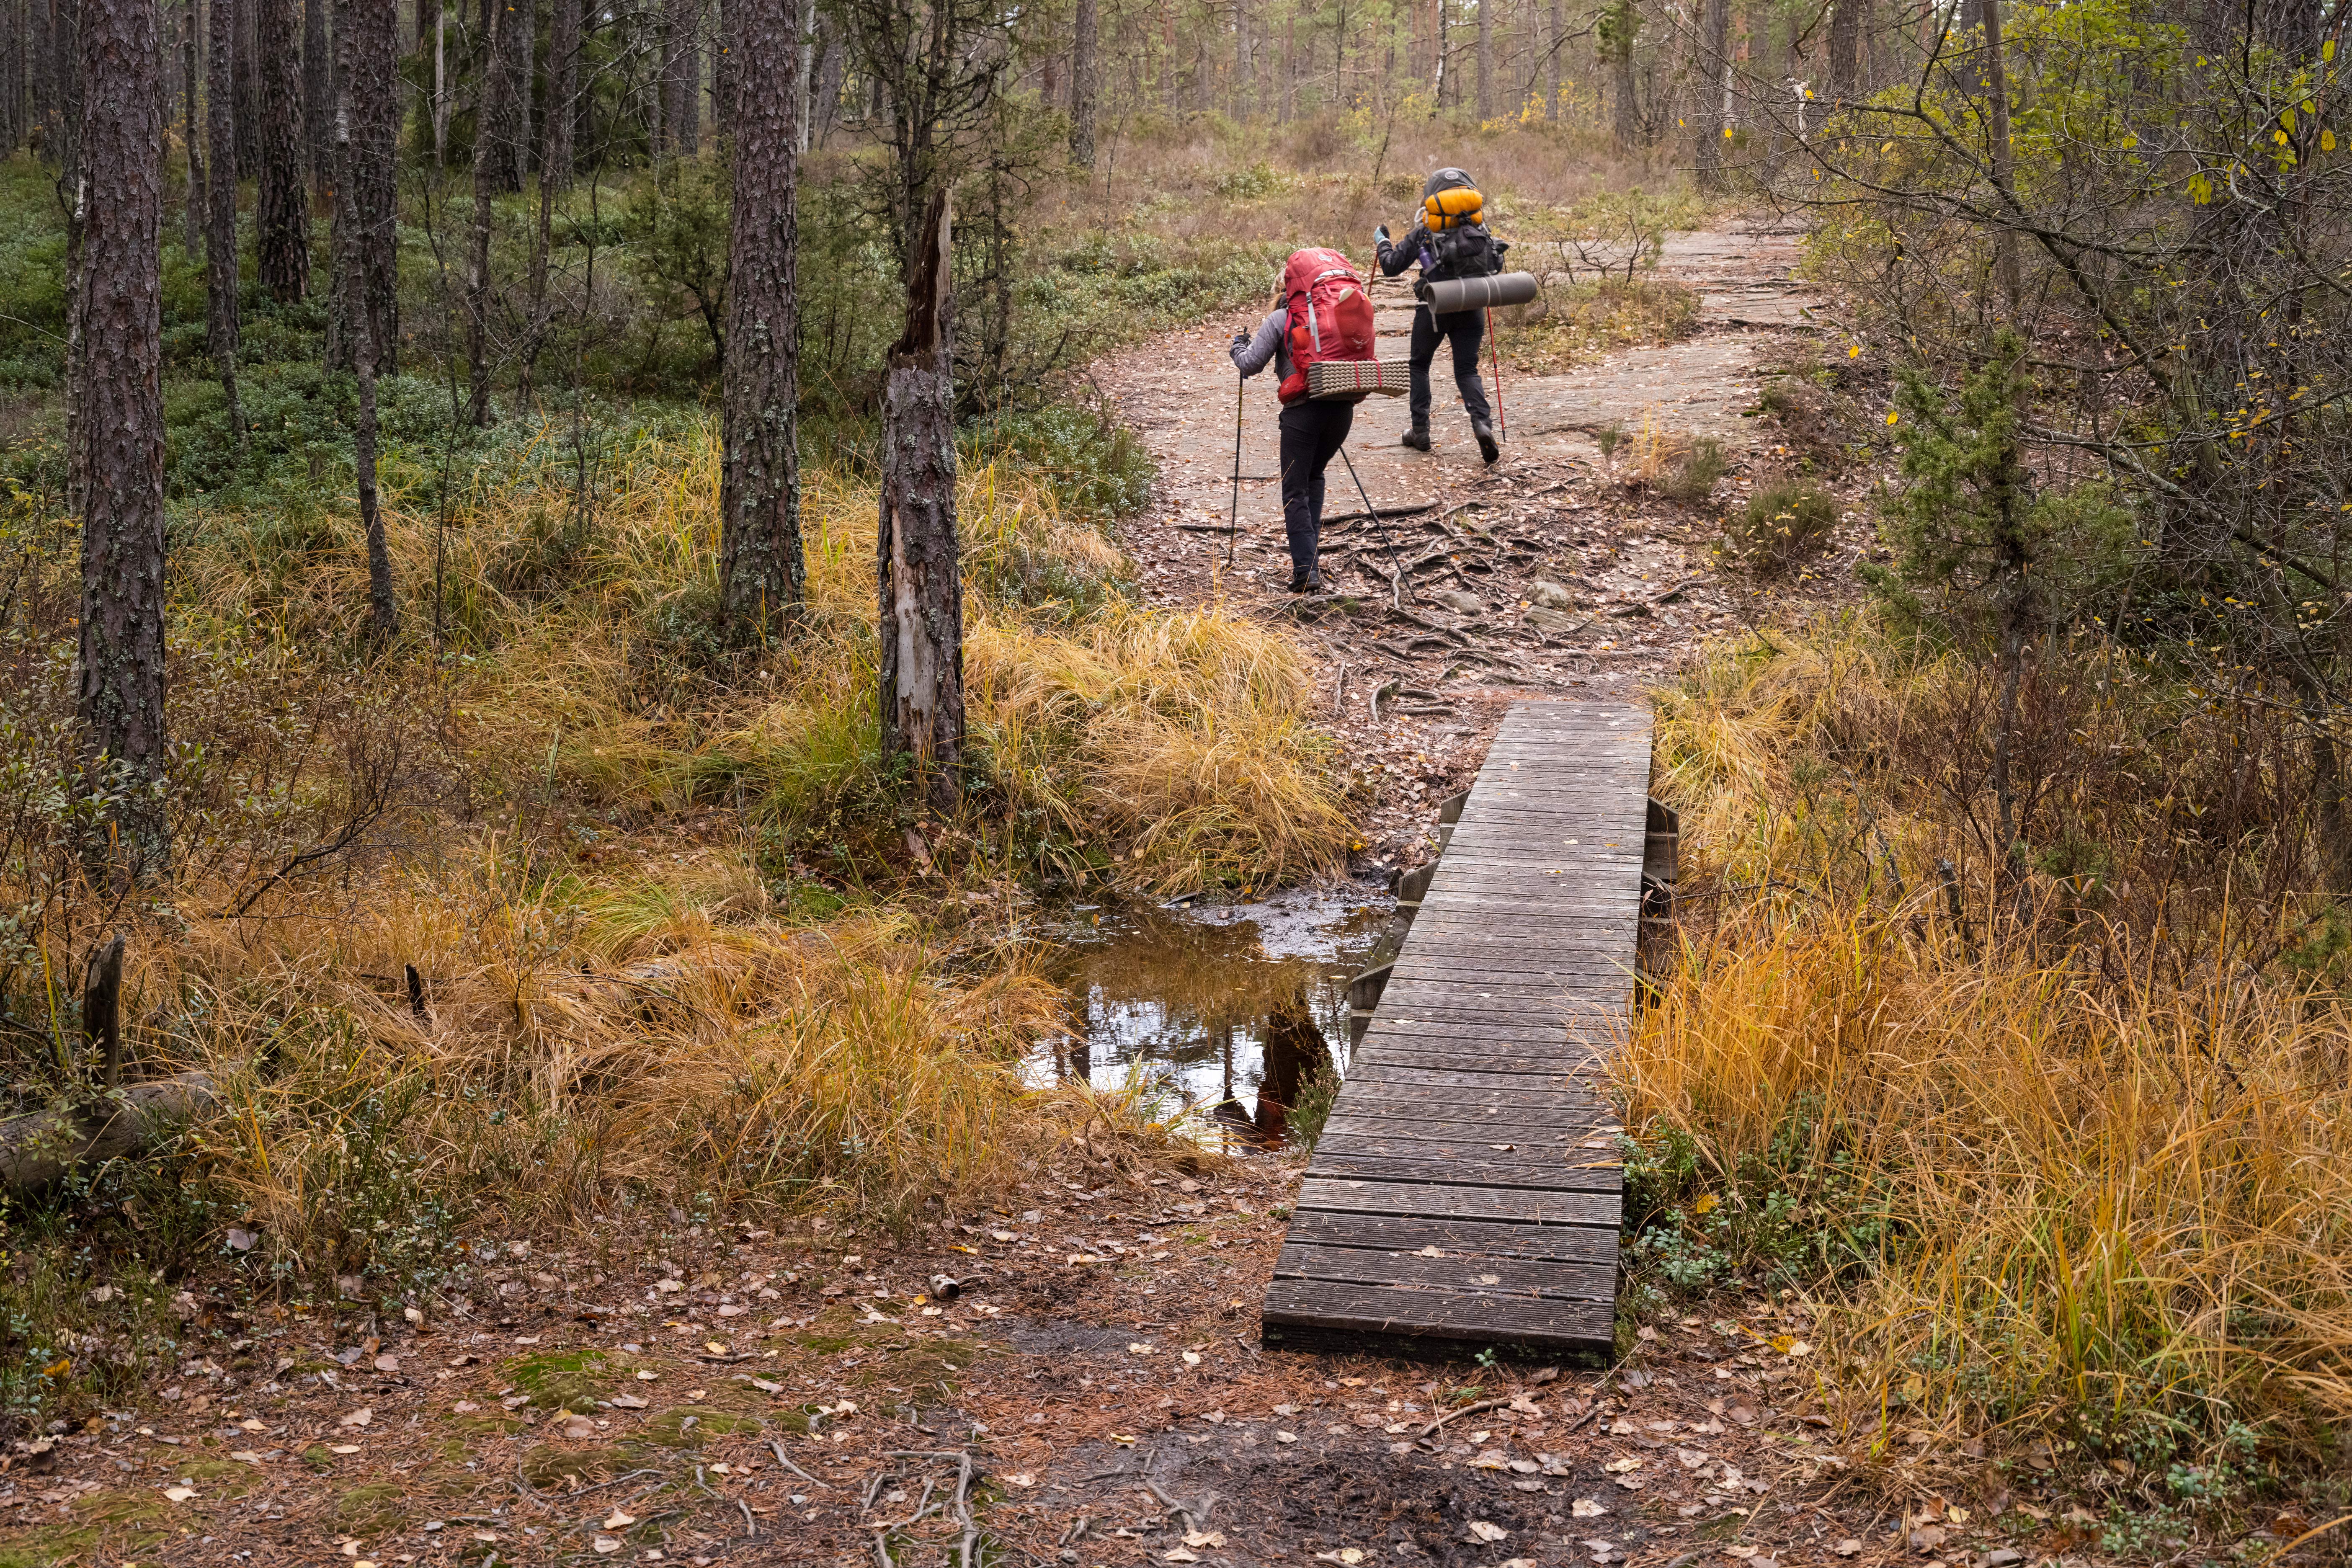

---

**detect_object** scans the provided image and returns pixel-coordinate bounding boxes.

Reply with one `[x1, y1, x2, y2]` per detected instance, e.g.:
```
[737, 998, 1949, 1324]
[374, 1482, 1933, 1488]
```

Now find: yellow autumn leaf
[1886, 411, 1900, 425]
[41, 1358, 68, 1378]
[2326, 129, 2339, 151]
[1693, 1193, 1720, 1215]
[1770, 1333, 1798, 1353]
[1848, 344, 1862, 358]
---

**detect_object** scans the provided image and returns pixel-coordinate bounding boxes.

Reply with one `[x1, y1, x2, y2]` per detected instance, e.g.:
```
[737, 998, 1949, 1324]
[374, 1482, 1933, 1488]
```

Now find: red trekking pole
[1486, 307, 1506, 442]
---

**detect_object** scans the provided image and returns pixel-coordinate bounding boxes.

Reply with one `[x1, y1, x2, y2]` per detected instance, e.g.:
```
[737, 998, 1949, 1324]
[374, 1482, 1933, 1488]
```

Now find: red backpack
[1276, 248, 1376, 405]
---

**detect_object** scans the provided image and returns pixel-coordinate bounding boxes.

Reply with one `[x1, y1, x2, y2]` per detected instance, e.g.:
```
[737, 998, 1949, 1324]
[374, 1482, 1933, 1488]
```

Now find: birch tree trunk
[718, 0, 805, 639]
[76, 0, 169, 874]
[878, 189, 964, 814]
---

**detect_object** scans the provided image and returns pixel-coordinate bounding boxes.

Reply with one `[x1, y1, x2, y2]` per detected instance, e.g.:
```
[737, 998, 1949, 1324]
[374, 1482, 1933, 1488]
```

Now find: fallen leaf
[1182, 1351, 1202, 1367]
[1910, 1525, 1948, 1551]
[611, 1393, 649, 1410]
[1415, 1245, 1444, 1257]
[1001, 1473, 1036, 1488]
[1726, 1547, 1759, 1560]
[225, 1227, 258, 1251]
[559, 1415, 597, 1440]
[1468, 1521, 1509, 1543]
[339, 1408, 372, 1428]
[593, 1538, 622, 1555]
[1603, 1456, 1643, 1473]
[1276, 1431, 1297, 1444]
[1128, 1343, 1155, 1355]
[635, 1369, 658, 1381]
[1163, 1551, 1200, 1564]
[1572, 1498, 1608, 1518]
[1833, 1541, 1864, 1557]
[230, 1450, 265, 1465]
[604, 1510, 637, 1528]
[328, 1444, 362, 1455]
[374, 1355, 400, 1374]
[162, 1485, 196, 1503]
[1185, 1533, 1227, 1548]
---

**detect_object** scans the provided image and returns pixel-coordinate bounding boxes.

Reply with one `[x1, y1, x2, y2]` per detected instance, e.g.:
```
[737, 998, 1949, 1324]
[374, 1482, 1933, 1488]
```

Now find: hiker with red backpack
[1375, 167, 1509, 463]
[1230, 247, 1382, 593]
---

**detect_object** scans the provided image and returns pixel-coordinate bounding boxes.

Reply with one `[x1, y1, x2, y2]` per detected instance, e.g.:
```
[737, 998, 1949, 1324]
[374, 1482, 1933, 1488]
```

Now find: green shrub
[1658, 436, 1728, 503]
[1721, 482, 1837, 576]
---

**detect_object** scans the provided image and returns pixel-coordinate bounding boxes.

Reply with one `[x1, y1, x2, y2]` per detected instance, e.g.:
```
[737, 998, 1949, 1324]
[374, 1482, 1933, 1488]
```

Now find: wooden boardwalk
[1261, 701, 1653, 1364]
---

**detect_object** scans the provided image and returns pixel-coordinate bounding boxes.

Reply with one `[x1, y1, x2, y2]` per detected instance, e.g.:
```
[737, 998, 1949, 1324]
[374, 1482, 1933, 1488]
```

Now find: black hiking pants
[1277, 398, 1355, 582]
[1408, 306, 1492, 426]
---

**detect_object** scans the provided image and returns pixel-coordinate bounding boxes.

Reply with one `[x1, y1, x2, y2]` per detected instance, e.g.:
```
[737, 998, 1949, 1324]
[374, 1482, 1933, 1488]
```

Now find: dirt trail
[1096, 223, 1824, 864]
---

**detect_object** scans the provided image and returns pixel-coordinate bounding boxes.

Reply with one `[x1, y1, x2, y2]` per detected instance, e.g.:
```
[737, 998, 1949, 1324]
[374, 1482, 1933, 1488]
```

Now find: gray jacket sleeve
[1230, 310, 1287, 379]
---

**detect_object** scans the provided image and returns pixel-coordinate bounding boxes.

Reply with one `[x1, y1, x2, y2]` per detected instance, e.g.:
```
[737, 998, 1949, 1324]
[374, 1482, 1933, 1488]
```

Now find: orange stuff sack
[1423, 185, 1485, 230]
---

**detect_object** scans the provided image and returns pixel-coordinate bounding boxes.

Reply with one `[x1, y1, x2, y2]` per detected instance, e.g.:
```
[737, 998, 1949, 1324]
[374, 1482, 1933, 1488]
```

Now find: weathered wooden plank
[1297, 1176, 1620, 1225]
[1284, 1209, 1620, 1264]
[1274, 1243, 1618, 1302]
[1306, 1152, 1623, 1194]
[1261, 1280, 1616, 1362]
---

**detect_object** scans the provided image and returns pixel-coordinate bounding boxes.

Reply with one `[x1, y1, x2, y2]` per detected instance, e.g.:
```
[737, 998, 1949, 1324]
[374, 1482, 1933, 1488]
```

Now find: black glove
[1231, 331, 1249, 352]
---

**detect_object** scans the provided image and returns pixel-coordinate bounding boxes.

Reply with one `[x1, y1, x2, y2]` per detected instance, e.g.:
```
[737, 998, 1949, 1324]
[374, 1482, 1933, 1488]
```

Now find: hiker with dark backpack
[1230, 247, 1380, 593]
[1375, 167, 1508, 463]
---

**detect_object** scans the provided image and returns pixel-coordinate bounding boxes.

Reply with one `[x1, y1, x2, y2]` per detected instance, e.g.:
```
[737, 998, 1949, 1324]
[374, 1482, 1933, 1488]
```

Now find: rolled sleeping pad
[1420, 271, 1541, 314]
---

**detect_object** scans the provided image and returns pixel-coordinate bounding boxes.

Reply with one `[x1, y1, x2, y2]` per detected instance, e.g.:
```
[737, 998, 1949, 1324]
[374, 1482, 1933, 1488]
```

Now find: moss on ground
[506, 1349, 614, 1414]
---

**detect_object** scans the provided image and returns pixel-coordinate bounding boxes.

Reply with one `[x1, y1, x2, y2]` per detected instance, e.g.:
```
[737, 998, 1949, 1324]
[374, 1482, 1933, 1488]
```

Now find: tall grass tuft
[1631, 615, 2352, 1493]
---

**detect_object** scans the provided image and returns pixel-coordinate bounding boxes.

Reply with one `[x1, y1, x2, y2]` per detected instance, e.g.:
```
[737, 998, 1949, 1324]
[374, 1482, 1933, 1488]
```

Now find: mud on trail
[0, 1160, 2044, 1568]
[1095, 223, 1843, 864]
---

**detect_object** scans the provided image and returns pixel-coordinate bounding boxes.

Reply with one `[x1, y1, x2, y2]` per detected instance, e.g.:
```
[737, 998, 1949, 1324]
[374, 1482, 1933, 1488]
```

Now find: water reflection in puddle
[1037, 885, 1396, 1144]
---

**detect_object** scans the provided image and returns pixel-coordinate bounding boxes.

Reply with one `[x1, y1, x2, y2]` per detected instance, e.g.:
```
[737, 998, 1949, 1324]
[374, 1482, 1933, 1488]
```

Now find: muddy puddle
[1035, 885, 1396, 1144]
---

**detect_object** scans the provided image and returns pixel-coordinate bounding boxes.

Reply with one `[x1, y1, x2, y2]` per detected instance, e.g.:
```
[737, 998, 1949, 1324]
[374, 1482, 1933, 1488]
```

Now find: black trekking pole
[1228, 372, 1244, 568]
[1334, 441, 1411, 607]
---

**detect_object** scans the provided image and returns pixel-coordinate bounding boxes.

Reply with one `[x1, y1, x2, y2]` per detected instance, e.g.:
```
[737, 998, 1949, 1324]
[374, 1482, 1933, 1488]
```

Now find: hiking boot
[1288, 569, 1324, 594]
[1400, 422, 1432, 452]
[1473, 416, 1500, 464]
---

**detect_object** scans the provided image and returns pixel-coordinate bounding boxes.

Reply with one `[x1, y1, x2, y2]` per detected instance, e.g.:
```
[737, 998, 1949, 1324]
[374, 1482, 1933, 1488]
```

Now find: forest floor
[0, 1161, 2079, 1568]
[0, 225, 2085, 1568]
[1093, 222, 1875, 869]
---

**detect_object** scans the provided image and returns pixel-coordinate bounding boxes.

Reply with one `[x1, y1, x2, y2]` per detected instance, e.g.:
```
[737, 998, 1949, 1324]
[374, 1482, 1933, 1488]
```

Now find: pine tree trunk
[1692, 0, 1726, 188]
[254, 0, 307, 299]
[336, 0, 395, 372]
[478, 0, 518, 188]
[205, 0, 243, 459]
[76, 0, 170, 874]
[302, 0, 328, 187]
[466, 0, 508, 424]
[513, 0, 533, 173]
[545, 0, 575, 184]
[1068, 0, 1096, 169]
[1545, 0, 1561, 116]
[231, 0, 254, 173]
[52, 0, 82, 173]
[1233, 0, 1249, 114]
[878, 189, 964, 814]
[1612, 0, 1638, 145]
[662, 0, 698, 153]
[179, 0, 201, 254]
[332, 0, 392, 642]
[718, 0, 802, 640]
[1827, 0, 1861, 104]
[1475, 0, 1491, 118]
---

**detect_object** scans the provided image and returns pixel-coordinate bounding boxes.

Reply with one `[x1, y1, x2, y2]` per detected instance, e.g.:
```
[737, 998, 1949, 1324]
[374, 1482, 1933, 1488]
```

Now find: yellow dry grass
[1631, 618, 2352, 1477]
